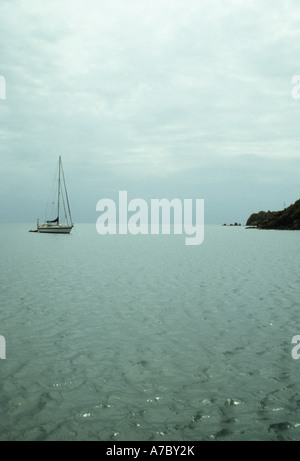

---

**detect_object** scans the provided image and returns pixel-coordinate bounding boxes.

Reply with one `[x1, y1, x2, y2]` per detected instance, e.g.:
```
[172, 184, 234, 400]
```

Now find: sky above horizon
[1, 0, 300, 224]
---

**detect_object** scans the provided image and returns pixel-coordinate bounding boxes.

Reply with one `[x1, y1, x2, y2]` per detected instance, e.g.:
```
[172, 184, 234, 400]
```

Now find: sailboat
[36, 156, 74, 234]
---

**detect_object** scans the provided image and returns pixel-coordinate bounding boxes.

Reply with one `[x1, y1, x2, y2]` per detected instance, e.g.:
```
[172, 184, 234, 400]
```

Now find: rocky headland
[246, 199, 300, 230]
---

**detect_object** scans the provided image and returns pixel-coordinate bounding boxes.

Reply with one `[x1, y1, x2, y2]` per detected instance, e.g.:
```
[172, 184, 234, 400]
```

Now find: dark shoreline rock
[246, 199, 300, 230]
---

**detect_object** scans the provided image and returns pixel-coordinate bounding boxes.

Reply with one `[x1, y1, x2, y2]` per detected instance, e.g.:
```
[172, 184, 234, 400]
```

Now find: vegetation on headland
[246, 199, 300, 230]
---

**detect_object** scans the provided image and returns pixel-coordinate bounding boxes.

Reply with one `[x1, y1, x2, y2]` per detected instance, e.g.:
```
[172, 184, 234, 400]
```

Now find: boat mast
[57, 156, 61, 224]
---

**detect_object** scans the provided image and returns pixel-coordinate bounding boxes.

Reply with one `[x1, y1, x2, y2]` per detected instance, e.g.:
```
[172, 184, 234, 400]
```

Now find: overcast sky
[1, 0, 300, 224]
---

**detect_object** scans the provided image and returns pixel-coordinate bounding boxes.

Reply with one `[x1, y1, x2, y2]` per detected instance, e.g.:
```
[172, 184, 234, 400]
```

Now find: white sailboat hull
[37, 225, 73, 234]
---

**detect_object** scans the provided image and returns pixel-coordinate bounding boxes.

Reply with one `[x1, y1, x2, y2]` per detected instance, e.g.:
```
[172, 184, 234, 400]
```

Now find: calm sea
[0, 223, 300, 441]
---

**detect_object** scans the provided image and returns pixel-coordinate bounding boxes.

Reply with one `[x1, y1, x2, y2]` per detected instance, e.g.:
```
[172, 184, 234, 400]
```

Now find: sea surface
[0, 223, 300, 441]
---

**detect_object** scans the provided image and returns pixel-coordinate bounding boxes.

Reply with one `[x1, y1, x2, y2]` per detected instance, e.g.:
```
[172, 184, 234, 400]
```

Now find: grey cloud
[0, 0, 300, 223]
